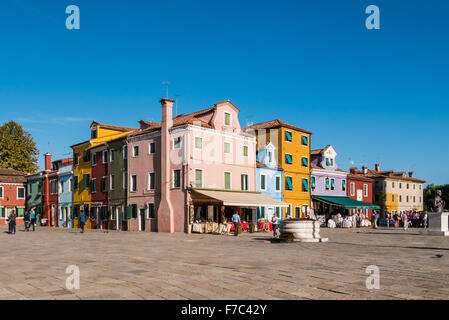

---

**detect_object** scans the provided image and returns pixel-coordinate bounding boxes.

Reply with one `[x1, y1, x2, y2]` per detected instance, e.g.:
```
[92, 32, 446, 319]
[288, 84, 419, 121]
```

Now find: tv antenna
[162, 80, 170, 98]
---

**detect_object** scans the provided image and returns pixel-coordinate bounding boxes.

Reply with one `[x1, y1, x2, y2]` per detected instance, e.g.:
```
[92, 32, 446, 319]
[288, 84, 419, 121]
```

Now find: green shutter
[128, 205, 133, 219]
[325, 179, 330, 189]
[286, 177, 293, 190]
[302, 136, 308, 146]
[331, 179, 335, 188]
[225, 173, 231, 190]
[326, 158, 331, 166]
[285, 154, 292, 164]
[302, 157, 308, 167]
[311, 177, 316, 188]
[302, 179, 309, 192]
[0, 208, 4, 218]
[285, 131, 292, 142]
[342, 180, 346, 190]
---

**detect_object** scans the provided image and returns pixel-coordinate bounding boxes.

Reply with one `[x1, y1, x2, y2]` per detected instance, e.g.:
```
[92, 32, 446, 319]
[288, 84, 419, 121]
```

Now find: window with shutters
[241, 174, 248, 191]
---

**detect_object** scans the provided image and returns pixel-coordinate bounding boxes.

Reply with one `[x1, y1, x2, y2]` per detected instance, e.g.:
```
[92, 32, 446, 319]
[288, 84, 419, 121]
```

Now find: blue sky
[0, 0, 448, 184]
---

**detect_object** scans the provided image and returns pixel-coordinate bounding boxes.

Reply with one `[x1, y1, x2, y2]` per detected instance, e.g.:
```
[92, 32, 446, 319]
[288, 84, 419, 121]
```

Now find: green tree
[424, 184, 449, 211]
[0, 121, 39, 173]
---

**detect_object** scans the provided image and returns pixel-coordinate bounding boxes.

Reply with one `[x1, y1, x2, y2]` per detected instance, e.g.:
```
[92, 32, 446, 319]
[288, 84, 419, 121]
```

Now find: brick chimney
[350, 167, 357, 174]
[158, 98, 175, 233]
[375, 164, 380, 172]
[362, 166, 368, 174]
[44, 153, 52, 172]
[408, 172, 414, 178]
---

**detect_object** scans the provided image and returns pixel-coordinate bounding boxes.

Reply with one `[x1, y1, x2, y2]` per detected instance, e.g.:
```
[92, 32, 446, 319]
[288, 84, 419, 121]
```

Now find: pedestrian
[423, 212, 428, 229]
[79, 210, 87, 234]
[402, 212, 408, 230]
[8, 210, 16, 235]
[271, 214, 279, 238]
[29, 209, 36, 232]
[231, 211, 241, 237]
[24, 210, 30, 232]
[385, 212, 390, 228]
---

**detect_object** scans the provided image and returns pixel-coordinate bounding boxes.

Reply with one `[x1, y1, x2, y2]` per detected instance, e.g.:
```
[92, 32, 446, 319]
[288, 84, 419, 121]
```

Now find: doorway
[139, 209, 146, 231]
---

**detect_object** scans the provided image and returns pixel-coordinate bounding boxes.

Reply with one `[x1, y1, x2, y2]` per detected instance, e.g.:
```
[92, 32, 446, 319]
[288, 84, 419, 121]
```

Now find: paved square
[1, 225, 448, 300]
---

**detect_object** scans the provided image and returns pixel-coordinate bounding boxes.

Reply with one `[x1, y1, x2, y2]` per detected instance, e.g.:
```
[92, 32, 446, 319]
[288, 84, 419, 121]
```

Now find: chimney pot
[408, 171, 414, 178]
[362, 166, 368, 174]
[375, 164, 380, 172]
[350, 167, 357, 174]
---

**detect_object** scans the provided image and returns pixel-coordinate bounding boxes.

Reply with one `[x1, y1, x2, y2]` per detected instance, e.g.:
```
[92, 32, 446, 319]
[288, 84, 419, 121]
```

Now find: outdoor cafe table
[230, 221, 248, 231]
[257, 222, 273, 231]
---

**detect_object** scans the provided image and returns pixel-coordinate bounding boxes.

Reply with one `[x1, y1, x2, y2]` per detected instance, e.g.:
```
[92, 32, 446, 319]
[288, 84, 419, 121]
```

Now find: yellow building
[366, 164, 426, 217]
[71, 121, 136, 229]
[245, 119, 312, 218]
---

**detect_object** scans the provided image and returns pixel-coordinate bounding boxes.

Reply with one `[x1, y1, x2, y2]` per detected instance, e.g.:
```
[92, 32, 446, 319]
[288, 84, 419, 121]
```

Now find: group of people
[230, 211, 281, 238]
[371, 210, 428, 230]
[5, 209, 36, 234]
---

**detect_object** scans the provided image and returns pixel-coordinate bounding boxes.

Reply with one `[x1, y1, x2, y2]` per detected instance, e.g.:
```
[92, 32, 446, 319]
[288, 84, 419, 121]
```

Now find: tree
[424, 184, 449, 211]
[0, 121, 39, 173]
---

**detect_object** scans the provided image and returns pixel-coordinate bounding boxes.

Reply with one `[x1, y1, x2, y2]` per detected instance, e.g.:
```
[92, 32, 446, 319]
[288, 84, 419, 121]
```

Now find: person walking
[29, 210, 36, 232]
[79, 211, 87, 234]
[24, 210, 30, 232]
[385, 212, 390, 228]
[8, 210, 16, 235]
[402, 212, 408, 230]
[423, 212, 428, 229]
[271, 214, 279, 238]
[231, 211, 241, 237]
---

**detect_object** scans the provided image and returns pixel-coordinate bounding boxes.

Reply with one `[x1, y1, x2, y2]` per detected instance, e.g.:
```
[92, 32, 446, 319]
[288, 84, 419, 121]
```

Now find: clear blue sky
[1, 0, 448, 185]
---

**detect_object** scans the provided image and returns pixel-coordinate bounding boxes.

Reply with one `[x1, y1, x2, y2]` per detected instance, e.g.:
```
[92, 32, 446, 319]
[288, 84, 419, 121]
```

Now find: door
[140, 209, 146, 231]
[357, 190, 363, 201]
[267, 207, 274, 222]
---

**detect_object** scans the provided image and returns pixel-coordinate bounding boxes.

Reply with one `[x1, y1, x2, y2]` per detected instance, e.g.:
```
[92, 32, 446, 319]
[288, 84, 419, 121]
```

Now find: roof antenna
[175, 94, 180, 117]
[162, 80, 170, 98]
[48, 142, 50, 154]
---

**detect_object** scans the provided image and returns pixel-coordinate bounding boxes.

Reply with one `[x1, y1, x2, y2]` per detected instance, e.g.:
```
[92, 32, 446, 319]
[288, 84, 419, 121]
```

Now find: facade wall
[347, 178, 374, 219]
[311, 170, 347, 197]
[0, 183, 26, 226]
[374, 178, 424, 215]
[26, 176, 42, 215]
[58, 164, 73, 228]
[108, 138, 128, 230]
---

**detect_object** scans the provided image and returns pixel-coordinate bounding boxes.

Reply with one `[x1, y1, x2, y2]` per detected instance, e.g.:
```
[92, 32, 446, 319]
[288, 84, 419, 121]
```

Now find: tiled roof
[256, 161, 283, 171]
[0, 168, 27, 183]
[91, 121, 137, 132]
[358, 169, 425, 183]
[244, 119, 312, 135]
[347, 173, 375, 182]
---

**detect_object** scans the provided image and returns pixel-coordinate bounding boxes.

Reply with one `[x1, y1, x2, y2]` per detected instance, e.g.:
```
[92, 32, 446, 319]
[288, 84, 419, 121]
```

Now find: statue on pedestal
[434, 190, 445, 214]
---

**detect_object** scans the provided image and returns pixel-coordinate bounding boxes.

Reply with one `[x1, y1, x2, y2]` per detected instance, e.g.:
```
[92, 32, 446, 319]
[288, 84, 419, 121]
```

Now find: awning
[312, 196, 380, 209]
[190, 188, 289, 207]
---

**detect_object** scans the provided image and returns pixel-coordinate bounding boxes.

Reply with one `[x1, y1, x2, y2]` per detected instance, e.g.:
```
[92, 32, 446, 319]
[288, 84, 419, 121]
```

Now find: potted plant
[248, 222, 256, 233]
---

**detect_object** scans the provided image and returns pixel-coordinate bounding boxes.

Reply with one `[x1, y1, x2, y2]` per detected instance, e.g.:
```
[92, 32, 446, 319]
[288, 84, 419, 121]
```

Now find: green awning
[313, 196, 380, 210]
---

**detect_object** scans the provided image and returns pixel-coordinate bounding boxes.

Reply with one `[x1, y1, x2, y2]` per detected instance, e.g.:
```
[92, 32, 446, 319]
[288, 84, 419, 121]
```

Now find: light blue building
[54, 159, 74, 228]
[256, 142, 284, 222]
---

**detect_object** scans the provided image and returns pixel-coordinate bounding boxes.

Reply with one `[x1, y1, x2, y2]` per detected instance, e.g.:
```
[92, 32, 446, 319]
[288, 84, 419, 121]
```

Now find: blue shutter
[302, 179, 309, 192]
[311, 177, 316, 188]
[326, 158, 331, 166]
[302, 136, 308, 146]
[302, 157, 308, 167]
[285, 131, 292, 142]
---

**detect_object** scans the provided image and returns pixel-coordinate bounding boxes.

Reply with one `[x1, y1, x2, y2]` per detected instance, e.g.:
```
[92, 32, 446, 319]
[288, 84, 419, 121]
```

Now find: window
[91, 129, 98, 139]
[413, 196, 416, 203]
[92, 153, 97, 166]
[275, 207, 281, 218]
[173, 170, 181, 189]
[74, 153, 79, 166]
[326, 158, 331, 166]
[123, 172, 128, 190]
[110, 175, 115, 190]
[399, 195, 402, 202]
[241, 174, 248, 191]
[407, 184, 409, 189]
[392, 195, 395, 202]
[330, 179, 335, 190]
[224, 172, 232, 190]
[123, 145, 128, 159]
[399, 183, 402, 189]
[295, 207, 301, 219]
[311, 176, 316, 191]
[285, 130, 292, 142]
[195, 169, 203, 188]
[74, 176, 79, 190]
[224, 112, 231, 126]
[392, 182, 395, 188]
[419, 185, 422, 190]
[301, 157, 308, 167]
[243, 146, 248, 157]
[149, 142, 156, 154]
[132, 146, 139, 157]
[128, 204, 137, 219]
[406, 196, 409, 202]
[110, 149, 115, 162]
[268, 151, 273, 163]
[83, 174, 90, 189]
[224, 142, 231, 154]
[383, 194, 387, 201]
[302, 178, 309, 192]
[131, 175, 137, 192]
[363, 184, 368, 197]
[285, 176, 293, 191]
[91, 178, 97, 193]
[285, 154, 293, 165]
[69, 178, 73, 193]
[17, 187, 25, 199]
[148, 172, 156, 190]
[413, 184, 416, 190]
[103, 151, 108, 164]
[350, 182, 355, 196]
[342, 180, 346, 192]
[275, 176, 281, 192]
[59, 181, 64, 194]
[147, 203, 155, 219]
[260, 207, 265, 218]
[301, 135, 308, 146]
[83, 150, 91, 163]
[260, 174, 267, 191]
[325, 178, 330, 190]
[173, 137, 181, 150]
[194, 137, 202, 149]
[28, 183, 32, 194]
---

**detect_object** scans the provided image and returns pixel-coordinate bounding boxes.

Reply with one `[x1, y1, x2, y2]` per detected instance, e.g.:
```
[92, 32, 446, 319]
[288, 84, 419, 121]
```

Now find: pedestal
[423, 212, 449, 236]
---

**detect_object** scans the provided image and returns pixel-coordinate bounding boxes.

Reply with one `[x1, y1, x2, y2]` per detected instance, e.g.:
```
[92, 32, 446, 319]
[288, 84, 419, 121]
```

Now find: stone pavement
[0, 225, 448, 300]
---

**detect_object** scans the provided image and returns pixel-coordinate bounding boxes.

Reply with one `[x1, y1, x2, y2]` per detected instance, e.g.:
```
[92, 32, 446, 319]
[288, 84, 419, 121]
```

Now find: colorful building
[55, 158, 74, 228]
[347, 166, 375, 219]
[245, 120, 312, 218]
[255, 142, 284, 221]
[0, 168, 27, 226]
[125, 99, 285, 233]
[41, 153, 59, 227]
[71, 121, 137, 229]
[26, 171, 43, 221]
[89, 143, 109, 229]
[365, 164, 426, 217]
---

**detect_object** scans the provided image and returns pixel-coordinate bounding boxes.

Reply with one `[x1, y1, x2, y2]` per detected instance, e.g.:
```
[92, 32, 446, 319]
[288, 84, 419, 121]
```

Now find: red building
[347, 166, 375, 219]
[41, 153, 59, 227]
[90, 143, 109, 229]
[0, 168, 27, 226]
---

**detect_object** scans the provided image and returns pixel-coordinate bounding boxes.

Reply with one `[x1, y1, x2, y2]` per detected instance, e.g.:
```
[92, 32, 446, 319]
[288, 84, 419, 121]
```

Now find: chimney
[44, 153, 52, 172]
[408, 171, 414, 178]
[375, 164, 380, 172]
[362, 166, 368, 174]
[158, 98, 175, 233]
[350, 167, 357, 174]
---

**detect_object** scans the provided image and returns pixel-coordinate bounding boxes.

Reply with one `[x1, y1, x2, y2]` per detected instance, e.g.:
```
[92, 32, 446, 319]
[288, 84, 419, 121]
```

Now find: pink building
[126, 99, 284, 233]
